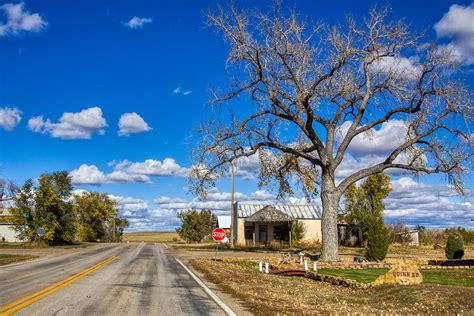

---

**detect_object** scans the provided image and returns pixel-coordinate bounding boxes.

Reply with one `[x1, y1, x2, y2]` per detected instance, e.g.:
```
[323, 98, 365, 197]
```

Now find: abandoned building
[231, 203, 322, 245]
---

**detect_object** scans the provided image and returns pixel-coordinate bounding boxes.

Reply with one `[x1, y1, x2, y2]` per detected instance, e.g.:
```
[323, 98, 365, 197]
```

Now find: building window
[273, 224, 290, 242]
[244, 225, 253, 240]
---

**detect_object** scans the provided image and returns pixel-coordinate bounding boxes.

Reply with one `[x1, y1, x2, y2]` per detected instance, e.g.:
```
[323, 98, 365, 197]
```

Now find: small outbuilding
[232, 202, 322, 245]
[217, 215, 231, 236]
[0, 209, 20, 242]
[393, 230, 420, 246]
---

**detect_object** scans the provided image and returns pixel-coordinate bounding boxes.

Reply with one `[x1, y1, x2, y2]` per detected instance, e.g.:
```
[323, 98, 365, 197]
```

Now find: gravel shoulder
[171, 245, 255, 315]
[0, 242, 104, 261]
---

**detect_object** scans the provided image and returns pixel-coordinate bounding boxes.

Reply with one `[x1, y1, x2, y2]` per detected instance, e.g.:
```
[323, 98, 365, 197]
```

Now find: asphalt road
[0, 243, 226, 315]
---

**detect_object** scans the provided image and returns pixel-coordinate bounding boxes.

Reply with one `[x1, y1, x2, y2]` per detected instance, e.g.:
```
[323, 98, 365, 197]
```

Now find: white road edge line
[162, 243, 169, 249]
[175, 258, 236, 316]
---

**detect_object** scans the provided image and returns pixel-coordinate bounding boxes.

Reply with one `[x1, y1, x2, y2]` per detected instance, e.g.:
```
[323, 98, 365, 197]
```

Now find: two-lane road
[0, 243, 227, 315]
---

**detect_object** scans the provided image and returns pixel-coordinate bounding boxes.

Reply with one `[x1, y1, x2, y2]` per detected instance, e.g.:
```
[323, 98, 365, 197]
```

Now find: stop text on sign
[212, 228, 226, 242]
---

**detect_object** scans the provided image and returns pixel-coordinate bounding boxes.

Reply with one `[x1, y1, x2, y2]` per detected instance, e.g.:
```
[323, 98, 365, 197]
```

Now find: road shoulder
[169, 245, 253, 316]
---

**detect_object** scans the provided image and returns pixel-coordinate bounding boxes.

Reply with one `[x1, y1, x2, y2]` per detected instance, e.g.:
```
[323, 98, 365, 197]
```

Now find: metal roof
[245, 205, 293, 222]
[237, 203, 321, 219]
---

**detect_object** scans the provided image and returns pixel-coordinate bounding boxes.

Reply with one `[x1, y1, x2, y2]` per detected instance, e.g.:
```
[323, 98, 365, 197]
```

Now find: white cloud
[70, 165, 107, 185]
[434, 3, 474, 65]
[212, 124, 419, 182]
[335, 151, 424, 180]
[124, 16, 152, 29]
[28, 107, 107, 140]
[384, 177, 473, 229]
[70, 158, 188, 185]
[107, 193, 180, 232]
[370, 55, 422, 81]
[333, 120, 428, 180]
[0, 2, 47, 36]
[106, 170, 150, 184]
[153, 188, 278, 216]
[0, 107, 22, 131]
[234, 155, 261, 180]
[109, 195, 149, 213]
[172, 87, 192, 95]
[113, 158, 189, 177]
[70, 164, 150, 185]
[336, 120, 409, 157]
[118, 112, 152, 136]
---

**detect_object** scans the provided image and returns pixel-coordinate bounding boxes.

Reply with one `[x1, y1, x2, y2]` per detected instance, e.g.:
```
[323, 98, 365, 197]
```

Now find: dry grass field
[123, 232, 181, 243]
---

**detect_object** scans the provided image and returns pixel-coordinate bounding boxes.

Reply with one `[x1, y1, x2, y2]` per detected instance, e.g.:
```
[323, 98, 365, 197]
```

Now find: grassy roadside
[191, 258, 474, 314]
[422, 269, 474, 287]
[0, 242, 93, 249]
[0, 254, 38, 266]
[317, 268, 474, 286]
[318, 268, 389, 283]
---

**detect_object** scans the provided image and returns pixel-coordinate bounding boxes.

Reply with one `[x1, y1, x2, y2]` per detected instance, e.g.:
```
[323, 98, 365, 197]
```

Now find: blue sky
[0, 0, 473, 231]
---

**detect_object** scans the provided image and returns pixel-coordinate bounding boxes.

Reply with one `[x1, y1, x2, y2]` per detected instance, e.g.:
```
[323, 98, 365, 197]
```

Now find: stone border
[420, 265, 474, 270]
[428, 259, 474, 266]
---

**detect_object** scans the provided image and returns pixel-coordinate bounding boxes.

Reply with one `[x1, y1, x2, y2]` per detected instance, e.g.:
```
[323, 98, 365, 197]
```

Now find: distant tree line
[6, 171, 128, 245]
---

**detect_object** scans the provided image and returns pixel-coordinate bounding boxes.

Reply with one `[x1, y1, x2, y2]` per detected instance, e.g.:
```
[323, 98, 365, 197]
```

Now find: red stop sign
[212, 228, 226, 242]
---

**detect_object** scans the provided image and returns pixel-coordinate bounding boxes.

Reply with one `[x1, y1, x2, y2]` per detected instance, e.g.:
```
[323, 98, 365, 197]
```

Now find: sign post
[36, 227, 45, 247]
[23, 213, 29, 236]
[212, 228, 226, 261]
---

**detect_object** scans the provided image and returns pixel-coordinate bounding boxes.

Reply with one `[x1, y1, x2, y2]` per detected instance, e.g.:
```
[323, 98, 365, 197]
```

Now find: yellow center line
[0, 256, 118, 316]
[0, 256, 117, 313]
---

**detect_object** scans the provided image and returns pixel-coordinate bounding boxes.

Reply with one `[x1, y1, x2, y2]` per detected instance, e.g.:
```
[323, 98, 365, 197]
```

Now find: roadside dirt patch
[0, 254, 38, 266]
[0, 242, 102, 259]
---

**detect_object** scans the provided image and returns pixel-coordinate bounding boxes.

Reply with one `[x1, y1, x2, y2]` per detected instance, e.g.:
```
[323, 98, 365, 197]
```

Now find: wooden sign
[373, 263, 422, 285]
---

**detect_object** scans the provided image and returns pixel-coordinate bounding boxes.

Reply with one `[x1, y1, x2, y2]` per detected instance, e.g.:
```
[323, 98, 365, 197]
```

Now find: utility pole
[112, 216, 116, 242]
[230, 160, 235, 248]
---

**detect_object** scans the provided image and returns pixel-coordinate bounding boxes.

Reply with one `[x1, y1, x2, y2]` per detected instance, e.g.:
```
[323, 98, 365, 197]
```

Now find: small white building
[0, 209, 20, 242]
[217, 215, 231, 236]
[232, 203, 322, 245]
[394, 230, 420, 246]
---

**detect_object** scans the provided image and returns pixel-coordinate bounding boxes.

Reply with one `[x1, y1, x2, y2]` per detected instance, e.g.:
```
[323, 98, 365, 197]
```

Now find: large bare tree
[0, 178, 18, 203]
[192, 5, 473, 261]
[0, 177, 18, 216]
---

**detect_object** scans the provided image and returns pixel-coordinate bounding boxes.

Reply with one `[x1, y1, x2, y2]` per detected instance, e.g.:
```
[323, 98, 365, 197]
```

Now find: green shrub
[445, 233, 464, 259]
[445, 227, 474, 245]
[365, 219, 389, 262]
[290, 220, 306, 246]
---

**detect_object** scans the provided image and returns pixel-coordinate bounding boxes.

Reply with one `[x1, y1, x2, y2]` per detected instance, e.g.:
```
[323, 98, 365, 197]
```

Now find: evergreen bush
[445, 232, 464, 259]
[290, 220, 306, 246]
[365, 218, 390, 261]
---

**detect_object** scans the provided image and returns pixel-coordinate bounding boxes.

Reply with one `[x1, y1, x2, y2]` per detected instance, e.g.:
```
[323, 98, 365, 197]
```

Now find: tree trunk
[320, 172, 340, 261]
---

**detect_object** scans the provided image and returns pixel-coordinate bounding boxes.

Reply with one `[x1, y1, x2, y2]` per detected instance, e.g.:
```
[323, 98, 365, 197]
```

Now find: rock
[373, 262, 422, 285]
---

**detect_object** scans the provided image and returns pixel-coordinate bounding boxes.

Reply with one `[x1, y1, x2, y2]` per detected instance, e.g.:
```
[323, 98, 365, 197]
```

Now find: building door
[259, 225, 267, 243]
